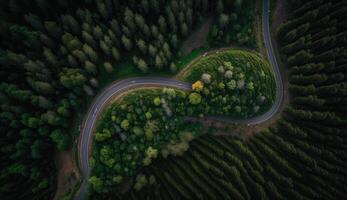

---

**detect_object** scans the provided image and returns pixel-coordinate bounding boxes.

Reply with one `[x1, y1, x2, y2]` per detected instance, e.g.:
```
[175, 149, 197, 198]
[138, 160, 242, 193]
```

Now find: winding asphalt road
[75, 0, 282, 199]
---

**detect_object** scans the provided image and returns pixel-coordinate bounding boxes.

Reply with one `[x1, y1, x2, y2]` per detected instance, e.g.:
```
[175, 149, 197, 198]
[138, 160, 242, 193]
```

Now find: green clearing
[180, 49, 276, 116]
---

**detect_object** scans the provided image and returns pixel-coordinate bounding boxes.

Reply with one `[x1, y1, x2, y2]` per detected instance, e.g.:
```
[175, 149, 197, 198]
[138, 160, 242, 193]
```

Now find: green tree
[121, 35, 132, 51]
[112, 47, 120, 61]
[170, 62, 177, 73]
[121, 119, 130, 130]
[137, 59, 148, 72]
[83, 44, 98, 62]
[93, 26, 103, 40]
[84, 61, 97, 75]
[89, 176, 103, 192]
[104, 62, 113, 73]
[153, 97, 161, 106]
[136, 40, 147, 54]
[60, 68, 86, 89]
[95, 129, 112, 141]
[50, 129, 69, 150]
[133, 126, 144, 136]
[99, 40, 110, 57]
[158, 16, 167, 33]
[171, 34, 178, 49]
[189, 93, 202, 105]
[148, 45, 157, 57]
[155, 55, 163, 69]
[124, 8, 136, 31]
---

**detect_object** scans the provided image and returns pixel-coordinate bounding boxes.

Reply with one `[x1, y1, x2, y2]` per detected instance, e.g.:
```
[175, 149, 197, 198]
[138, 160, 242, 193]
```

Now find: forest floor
[254, 0, 267, 57]
[272, 0, 287, 29]
[53, 150, 79, 200]
[180, 17, 213, 56]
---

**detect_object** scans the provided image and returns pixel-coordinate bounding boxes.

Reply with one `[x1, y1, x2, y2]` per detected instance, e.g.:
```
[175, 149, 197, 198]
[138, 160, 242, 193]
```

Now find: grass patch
[174, 47, 207, 72]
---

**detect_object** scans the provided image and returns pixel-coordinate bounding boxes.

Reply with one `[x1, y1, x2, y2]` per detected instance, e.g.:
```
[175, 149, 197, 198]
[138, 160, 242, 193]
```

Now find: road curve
[75, 0, 282, 199]
[75, 78, 190, 199]
[205, 0, 283, 125]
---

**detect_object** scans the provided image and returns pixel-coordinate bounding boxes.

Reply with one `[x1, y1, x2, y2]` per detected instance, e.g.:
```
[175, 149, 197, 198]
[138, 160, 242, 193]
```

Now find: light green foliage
[50, 129, 69, 150]
[89, 176, 103, 192]
[95, 129, 111, 141]
[227, 80, 237, 90]
[153, 97, 161, 106]
[60, 68, 86, 89]
[181, 50, 276, 117]
[143, 147, 158, 166]
[145, 112, 152, 120]
[218, 82, 225, 89]
[189, 93, 202, 105]
[133, 126, 144, 136]
[133, 174, 148, 191]
[112, 175, 123, 184]
[137, 59, 148, 72]
[120, 119, 130, 130]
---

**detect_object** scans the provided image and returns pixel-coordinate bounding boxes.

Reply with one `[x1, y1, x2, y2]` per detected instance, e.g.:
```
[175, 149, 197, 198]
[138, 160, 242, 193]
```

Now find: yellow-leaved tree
[192, 80, 204, 91]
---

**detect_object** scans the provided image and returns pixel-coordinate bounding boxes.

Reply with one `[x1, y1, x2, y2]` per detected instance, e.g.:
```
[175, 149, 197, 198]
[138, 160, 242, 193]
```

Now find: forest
[0, 0, 251, 199]
[90, 49, 275, 196]
[1, 0, 346, 199]
[99, 0, 346, 199]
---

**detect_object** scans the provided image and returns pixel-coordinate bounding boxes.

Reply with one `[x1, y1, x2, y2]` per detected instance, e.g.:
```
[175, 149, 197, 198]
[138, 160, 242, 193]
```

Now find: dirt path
[254, 1, 267, 57]
[53, 150, 79, 200]
[180, 18, 213, 56]
[272, 0, 288, 30]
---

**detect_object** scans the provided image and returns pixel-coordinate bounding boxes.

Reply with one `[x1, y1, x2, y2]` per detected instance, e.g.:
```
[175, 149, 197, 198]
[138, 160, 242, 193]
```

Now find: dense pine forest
[1, 0, 346, 199]
[0, 0, 251, 199]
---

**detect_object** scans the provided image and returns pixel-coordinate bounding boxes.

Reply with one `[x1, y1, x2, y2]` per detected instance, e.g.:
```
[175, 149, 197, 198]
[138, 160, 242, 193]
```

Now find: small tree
[120, 119, 130, 130]
[170, 62, 177, 73]
[104, 62, 113, 73]
[155, 55, 163, 69]
[121, 35, 132, 51]
[189, 93, 202, 105]
[137, 59, 148, 72]
[201, 73, 211, 84]
[136, 40, 147, 54]
[224, 70, 233, 79]
[158, 16, 167, 33]
[89, 176, 103, 192]
[112, 48, 120, 61]
[192, 81, 204, 91]
[84, 61, 97, 75]
[153, 97, 161, 106]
